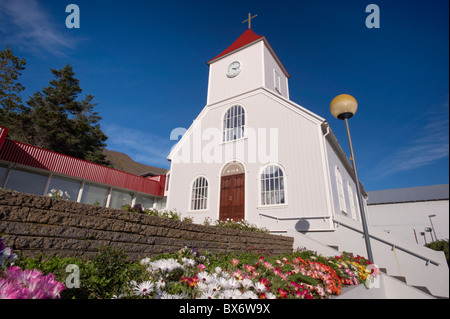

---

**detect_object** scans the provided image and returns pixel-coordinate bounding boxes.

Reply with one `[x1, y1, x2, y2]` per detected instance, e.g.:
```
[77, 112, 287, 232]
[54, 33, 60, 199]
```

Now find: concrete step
[327, 245, 339, 251]
[412, 285, 433, 296]
[391, 275, 407, 283]
[326, 245, 440, 298]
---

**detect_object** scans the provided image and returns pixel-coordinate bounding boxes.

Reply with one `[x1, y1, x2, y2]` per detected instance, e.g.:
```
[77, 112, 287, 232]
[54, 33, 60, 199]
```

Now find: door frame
[217, 160, 246, 221]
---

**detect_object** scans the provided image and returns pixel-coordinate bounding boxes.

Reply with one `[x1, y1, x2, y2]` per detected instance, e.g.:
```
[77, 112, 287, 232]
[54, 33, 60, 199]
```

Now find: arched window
[190, 176, 208, 210]
[223, 105, 245, 142]
[260, 165, 286, 206]
[335, 167, 347, 214]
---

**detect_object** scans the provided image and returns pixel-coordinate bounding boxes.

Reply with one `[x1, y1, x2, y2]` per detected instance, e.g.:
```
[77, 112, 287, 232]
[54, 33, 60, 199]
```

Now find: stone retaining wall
[0, 190, 293, 260]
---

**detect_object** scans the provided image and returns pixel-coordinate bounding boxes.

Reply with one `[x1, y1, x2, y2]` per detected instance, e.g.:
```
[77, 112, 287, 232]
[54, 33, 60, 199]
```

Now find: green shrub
[425, 240, 449, 266]
[14, 246, 148, 299]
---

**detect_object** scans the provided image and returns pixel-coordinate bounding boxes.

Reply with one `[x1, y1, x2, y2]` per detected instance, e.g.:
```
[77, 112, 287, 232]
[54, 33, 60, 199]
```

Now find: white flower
[214, 267, 222, 274]
[133, 281, 154, 296]
[219, 289, 242, 299]
[220, 272, 230, 279]
[240, 278, 253, 289]
[199, 290, 217, 299]
[196, 282, 209, 292]
[155, 277, 166, 290]
[217, 277, 230, 289]
[206, 283, 220, 294]
[181, 258, 196, 267]
[253, 282, 267, 293]
[240, 290, 258, 299]
[158, 291, 176, 299]
[264, 292, 277, 299]
[227, 277, 240, 289]
[149, 258, 183, 273]
[140, 257, 151, 265]
[197, 271, 214, 284]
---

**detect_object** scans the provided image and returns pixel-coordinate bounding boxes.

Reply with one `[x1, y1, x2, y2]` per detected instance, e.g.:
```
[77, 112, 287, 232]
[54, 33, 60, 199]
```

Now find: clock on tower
[206, 28, 290, 105]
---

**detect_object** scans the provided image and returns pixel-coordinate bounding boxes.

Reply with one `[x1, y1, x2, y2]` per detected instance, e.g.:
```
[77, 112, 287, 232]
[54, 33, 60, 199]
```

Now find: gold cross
[242, 13, 258, 29]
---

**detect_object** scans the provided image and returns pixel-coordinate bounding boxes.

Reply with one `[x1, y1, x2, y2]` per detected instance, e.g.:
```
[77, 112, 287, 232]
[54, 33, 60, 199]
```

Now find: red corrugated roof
[0, 138, 165, 196]
[0, 126, 8, 149]
[207, 29, 265, 64]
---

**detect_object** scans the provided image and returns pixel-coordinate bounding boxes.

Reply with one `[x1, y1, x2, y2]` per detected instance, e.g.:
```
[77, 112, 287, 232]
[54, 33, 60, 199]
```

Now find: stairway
[283, 226, 449, 298]
[328, 245, 447, 299]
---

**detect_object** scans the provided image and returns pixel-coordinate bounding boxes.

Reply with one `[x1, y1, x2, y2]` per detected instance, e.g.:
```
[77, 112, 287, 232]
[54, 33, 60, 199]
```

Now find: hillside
[103, 149, 167, 176]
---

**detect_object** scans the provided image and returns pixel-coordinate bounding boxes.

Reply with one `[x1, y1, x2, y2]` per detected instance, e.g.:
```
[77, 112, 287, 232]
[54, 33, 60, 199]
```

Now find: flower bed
[121, 247, 375, 299]
[2, 236, 377, 299]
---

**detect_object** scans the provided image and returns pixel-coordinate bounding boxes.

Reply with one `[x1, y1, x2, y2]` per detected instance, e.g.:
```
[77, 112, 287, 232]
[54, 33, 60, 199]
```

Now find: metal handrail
[333, 219, 441, 266]
[259, 213, 442, 266]
[258, 213, 331, 221]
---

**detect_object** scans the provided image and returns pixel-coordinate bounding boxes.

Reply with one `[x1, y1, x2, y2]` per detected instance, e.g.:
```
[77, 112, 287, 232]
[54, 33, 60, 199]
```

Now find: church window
[274, 69, 281, 94]
[260, 165, 285, 206]
[190, 176, 208, 210]
[165, 173, 170, 192]
[223, 105, 245, 142]
[335, 167, 347, 214]
[347, 182, 356, 219]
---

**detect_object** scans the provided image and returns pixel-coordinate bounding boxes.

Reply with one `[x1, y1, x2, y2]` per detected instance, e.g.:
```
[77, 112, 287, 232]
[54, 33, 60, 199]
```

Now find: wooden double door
[219, 173, 245, 221]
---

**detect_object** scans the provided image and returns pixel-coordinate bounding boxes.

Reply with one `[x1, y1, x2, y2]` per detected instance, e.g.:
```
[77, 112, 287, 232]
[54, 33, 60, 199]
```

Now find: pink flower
[196, 264, 206, 271]
[262, 261, 274, 270]
[0, 266, 65, 299]
[243, 264, 255, 273]
[275, 260, 284, 266]
[231, 258, 240, 266]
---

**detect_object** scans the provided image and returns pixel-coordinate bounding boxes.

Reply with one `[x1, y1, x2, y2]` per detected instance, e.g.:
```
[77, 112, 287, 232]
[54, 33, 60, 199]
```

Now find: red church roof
[207, 29, 265, 64]
[206, 29, 290, 78]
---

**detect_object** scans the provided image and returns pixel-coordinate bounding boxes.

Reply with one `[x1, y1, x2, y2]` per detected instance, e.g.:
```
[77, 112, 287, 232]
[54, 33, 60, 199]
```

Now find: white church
[1, 18, 447, 298]
[165, 25, 449, 298]
[166, 27, 358, 231]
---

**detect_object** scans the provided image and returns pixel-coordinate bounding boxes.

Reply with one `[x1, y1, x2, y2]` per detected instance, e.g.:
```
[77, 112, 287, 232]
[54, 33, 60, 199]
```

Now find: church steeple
[206, 28, 290, 105]
[207, 29, 264, 65]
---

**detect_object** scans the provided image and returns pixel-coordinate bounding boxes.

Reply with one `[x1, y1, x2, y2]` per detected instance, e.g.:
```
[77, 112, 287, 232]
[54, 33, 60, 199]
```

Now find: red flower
[277, 288, 288, 299]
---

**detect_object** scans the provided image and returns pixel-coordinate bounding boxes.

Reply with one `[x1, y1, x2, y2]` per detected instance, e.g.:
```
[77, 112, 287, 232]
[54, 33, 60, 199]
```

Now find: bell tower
[206, 17, 290, 105]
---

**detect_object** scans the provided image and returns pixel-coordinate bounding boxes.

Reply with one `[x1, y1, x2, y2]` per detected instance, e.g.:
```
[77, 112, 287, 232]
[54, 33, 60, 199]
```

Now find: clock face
[226, 61, 242, 78]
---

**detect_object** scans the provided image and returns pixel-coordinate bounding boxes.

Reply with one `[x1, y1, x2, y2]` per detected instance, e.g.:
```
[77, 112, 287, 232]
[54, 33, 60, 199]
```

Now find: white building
[166, 28, 449, 298]
[367, 184, 449, 245]
[166, 29, 363, 230]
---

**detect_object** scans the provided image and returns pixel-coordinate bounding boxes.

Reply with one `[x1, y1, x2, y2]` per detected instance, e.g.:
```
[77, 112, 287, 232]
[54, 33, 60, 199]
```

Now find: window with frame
[335, 167, 347, 214]
[223, 105, 245, 142]
[190, 176, 208, 211]
[48, 175, 81, 202]
[260, 165, 285, 206]
[5, 168, 48, 196]
[274, 69, 281, 94]
[347, 182, 356, 219]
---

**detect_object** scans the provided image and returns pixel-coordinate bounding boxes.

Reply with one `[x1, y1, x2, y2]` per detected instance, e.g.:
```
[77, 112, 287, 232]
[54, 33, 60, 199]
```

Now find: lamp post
[425, 227, 434, 242]
[428, 214, 438, 242]
[330, 94, 374, 264]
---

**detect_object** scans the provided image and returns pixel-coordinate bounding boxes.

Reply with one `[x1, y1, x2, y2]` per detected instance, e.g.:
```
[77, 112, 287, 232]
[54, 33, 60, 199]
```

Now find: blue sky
[0, 0, 448, 191]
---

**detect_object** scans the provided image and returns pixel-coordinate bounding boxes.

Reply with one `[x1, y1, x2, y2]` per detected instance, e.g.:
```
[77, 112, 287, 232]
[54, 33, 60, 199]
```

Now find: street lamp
[330, 94, 375, 264]
[428, 214, 438, 241]
[420, 232, 427, 244]
[425, 227, 434, 242]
